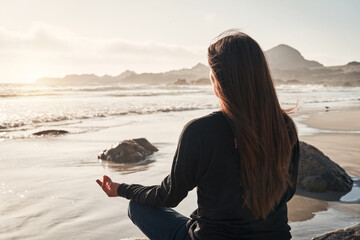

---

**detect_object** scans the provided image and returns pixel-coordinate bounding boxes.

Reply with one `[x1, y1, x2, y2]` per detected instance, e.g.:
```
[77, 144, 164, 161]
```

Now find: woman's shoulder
[182, 110, 226, 131]
[179, 110, 233, 146]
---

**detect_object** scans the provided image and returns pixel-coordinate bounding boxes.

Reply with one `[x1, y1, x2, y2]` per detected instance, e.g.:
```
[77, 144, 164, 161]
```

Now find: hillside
[35, 45, 360, 86]
[120, 63, 209, 84]
[36, 70, 136, 85]
[265, 44, 323, 70]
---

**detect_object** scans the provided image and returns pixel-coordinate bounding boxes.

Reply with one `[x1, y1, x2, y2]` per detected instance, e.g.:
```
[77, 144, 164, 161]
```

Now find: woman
[96, 30, 300, 240]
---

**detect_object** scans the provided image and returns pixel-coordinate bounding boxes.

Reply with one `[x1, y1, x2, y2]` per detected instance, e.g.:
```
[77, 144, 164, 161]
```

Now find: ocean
[1, 83, 360, 140]
[0, 83, 360, 239]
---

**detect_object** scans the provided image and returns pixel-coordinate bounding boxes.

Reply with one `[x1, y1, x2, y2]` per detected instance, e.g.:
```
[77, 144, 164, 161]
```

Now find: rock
[33, 130, 69, 136]
[132, 138, 159, 152]
[347, 61, 360, 66]
[298, 141, 353, 192]
[190, 77, 211, 85]
[120, 238, 149, 240]
[174, 79, 188, 85]
[313, 222, 360, 240]
[98, 138, 158, 163]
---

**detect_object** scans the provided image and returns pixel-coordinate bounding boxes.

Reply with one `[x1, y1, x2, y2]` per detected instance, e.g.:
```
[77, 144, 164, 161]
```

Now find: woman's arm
[97, 120, 203, 207]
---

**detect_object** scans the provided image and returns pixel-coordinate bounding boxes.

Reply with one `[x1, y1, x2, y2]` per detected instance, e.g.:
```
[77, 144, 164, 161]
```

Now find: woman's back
[180, 111, 299, 239]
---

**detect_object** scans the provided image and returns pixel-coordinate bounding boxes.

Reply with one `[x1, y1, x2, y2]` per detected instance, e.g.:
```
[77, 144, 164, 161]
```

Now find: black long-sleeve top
[117, 111, 300, 240]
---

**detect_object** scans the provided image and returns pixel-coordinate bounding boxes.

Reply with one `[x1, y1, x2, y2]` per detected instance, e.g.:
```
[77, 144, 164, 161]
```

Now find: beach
[296, 108, 360, 177]
[0, 84, 360, 239]
[289, 108, 360, 239]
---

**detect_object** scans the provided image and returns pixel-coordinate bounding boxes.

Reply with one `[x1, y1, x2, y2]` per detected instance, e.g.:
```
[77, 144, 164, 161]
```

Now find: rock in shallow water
[98, 138, 158, 163]
[33, 130, 69, 136]
[313, 222, 360, 240]
[298, 141, 353, 192]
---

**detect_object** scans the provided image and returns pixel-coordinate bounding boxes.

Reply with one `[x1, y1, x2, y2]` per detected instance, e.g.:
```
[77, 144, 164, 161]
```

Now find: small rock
[313, 222, 360, 240]
[98, 138, 158, 163]
[33, 130, 69, 136]
[120, 238, 149, 240]
[298, 141, 353, 192]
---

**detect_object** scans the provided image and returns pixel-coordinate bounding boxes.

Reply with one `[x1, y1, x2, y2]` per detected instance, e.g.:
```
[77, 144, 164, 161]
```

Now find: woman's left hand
[96, 175, 120, 197]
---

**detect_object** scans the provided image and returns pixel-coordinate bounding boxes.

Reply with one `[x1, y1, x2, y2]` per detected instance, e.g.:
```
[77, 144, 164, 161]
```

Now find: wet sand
[288, 195, 328, 222]
[1, 107, 360, 240]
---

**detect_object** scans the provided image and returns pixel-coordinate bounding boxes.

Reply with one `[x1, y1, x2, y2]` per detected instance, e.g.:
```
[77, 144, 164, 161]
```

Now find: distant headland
[36, 45, 360, 87]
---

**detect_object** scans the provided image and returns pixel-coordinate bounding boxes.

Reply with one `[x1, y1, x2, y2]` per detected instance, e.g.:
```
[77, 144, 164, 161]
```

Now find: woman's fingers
[103, 175, 112, 184]
[96, 179, 102, 187]
[96, 175, 119, 197]
[103, 175, 113, 190]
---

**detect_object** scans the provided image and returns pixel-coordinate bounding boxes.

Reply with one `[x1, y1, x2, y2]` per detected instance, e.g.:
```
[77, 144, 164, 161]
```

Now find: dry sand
[300, 133, 360, 177]
[299, 109, 360, 177]
[301, 109, 360, 131]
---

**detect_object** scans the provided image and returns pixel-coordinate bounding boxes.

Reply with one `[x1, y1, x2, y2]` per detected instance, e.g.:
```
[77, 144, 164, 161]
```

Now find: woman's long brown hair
[208, 30, 298, 219]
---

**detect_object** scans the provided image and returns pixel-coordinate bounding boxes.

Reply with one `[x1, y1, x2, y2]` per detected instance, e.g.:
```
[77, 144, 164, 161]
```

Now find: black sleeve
[117, 121, 202, 207]
[287, 139, 300, 201]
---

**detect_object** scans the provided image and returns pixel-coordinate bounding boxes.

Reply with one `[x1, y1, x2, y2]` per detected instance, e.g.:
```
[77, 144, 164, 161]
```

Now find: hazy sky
[0, 0, 359, 83]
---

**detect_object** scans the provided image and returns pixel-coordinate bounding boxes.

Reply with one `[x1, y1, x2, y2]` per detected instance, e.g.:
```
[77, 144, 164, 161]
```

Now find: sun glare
[20, 66, 46, 84]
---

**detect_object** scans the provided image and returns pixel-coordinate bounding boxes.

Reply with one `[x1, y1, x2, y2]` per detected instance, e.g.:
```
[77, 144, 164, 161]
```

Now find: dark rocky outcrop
[173, 78, 210, 85]
[120, 238, 149, 240]
[33, 130, 69, 136]
[298, 141, 353, 192]
[313, 222, 360, 240]
[190, 77, 210, 85]
[174, 79, 188, 85]
[98, 138, 158, 163]
[347, 61, 360, 66]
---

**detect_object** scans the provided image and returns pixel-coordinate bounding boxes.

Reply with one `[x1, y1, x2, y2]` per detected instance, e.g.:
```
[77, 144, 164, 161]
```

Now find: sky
[0, 0, 359, 83]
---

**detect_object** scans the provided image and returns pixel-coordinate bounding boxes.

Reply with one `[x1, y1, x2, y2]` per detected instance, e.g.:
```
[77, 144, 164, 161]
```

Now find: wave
[0, 105, 215, 132]
[279, 97, 360, 105]
[55, 86, 134, 92]
[276, 84, 360, 93]
[0, 93, 60, 98]
[0, 88, 128, 98]
[108, 90, 208, 97]
[0, 85, 210, 98]
[304, 97, 360, 103]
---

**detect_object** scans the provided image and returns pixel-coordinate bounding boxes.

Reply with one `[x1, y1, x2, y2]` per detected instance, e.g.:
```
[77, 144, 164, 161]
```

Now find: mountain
[36, 64, 210, 85]
[120, 63, 209, 84]
[35, 46, 360, 86]
[265, 44, 323, 70]
[264, 45, 360, 86]
[36, 70, 136, 85]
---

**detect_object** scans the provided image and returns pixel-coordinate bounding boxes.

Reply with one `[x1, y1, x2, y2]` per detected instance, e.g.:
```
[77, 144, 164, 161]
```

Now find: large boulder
[313, 222, 360, 240]
[298, 141, 353, 192]
[98, 138, 158, 163]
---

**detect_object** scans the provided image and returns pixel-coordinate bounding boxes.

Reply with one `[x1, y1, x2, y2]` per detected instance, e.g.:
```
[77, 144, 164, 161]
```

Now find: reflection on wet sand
[288, 176, 360, 223]
[99, 159, 155, 174]
[295, 188, 349, 202]
[288, 195, 328, 222]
